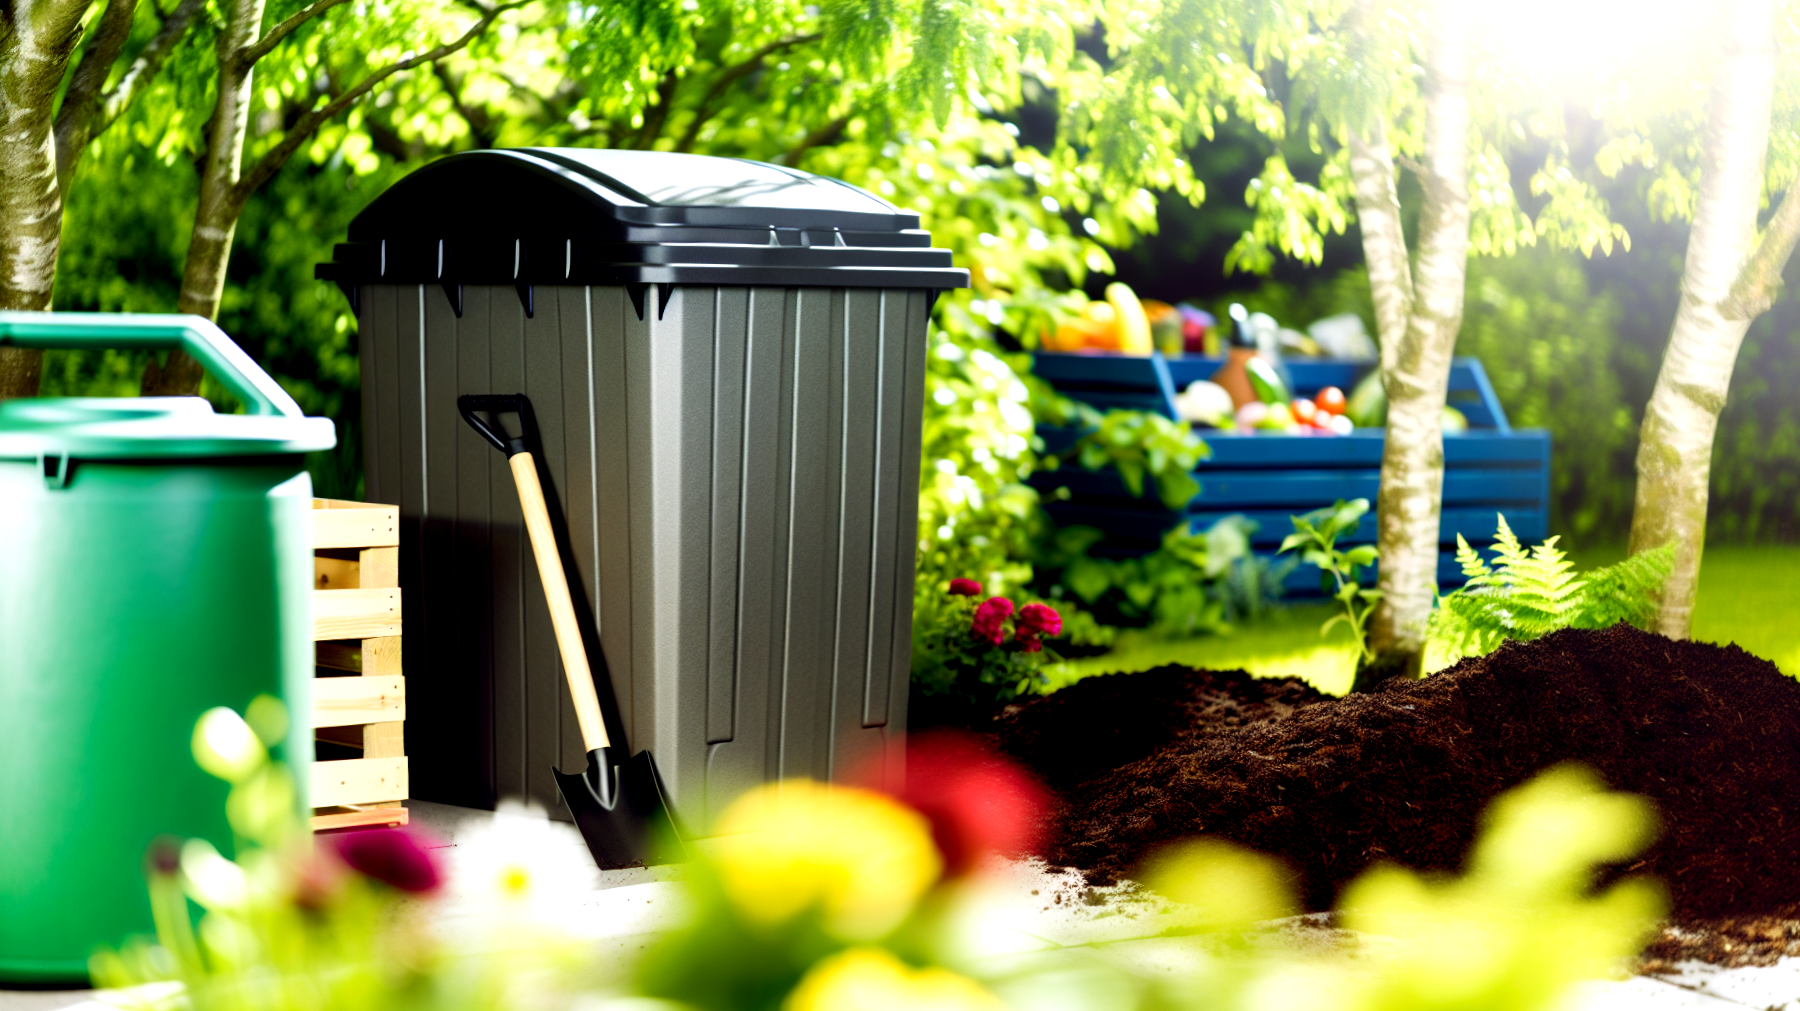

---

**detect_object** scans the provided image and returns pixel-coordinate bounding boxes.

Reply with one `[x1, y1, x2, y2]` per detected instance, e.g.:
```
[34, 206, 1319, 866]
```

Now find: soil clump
[1004, 624, 1800, 921]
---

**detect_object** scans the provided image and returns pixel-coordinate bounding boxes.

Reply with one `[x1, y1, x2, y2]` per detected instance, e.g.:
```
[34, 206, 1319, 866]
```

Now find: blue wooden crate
[1030, 353, 1552, 593]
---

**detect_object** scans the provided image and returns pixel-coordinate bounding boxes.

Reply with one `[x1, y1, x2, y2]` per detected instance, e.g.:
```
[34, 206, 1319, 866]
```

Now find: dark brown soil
[1004, 624, 1800, 921]
[1638, 908, 1800, 970]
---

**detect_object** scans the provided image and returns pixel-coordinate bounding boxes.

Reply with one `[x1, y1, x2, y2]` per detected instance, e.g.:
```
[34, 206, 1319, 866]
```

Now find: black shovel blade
[553, 746, 686, 870]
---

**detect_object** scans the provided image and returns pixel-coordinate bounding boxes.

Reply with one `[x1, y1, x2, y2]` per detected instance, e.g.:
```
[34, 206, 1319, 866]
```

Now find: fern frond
[1574, 542, 1676, 629]
[1488, 513, 1529, 579]
[1454, 534, 1497, 588]
[1425, 592, 1511, 666]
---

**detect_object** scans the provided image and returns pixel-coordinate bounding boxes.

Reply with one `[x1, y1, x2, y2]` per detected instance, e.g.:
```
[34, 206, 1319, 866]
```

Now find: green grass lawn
[1044, 544, 1800, 697]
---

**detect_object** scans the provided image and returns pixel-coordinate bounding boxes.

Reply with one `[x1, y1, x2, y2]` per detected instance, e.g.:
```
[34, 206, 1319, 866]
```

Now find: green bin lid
[0, 398, 336, 460]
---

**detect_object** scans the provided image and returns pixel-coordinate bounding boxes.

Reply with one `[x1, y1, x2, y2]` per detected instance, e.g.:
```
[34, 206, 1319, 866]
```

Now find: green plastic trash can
[0, 313, 335, 984]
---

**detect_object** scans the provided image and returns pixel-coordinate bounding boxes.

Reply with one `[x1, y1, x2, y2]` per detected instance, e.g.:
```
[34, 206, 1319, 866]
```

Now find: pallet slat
[312, 505, 400, 550]
[312, 805, 410, 832]
[312, 756, 408, 807]
[313, 588, 402, 640]
[311, 677, 405, 728]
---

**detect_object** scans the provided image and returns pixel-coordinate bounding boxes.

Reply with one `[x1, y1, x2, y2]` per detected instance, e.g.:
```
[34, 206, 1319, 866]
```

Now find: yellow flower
[784, 948, 1004, 1011]
[712, 780, 942, 940]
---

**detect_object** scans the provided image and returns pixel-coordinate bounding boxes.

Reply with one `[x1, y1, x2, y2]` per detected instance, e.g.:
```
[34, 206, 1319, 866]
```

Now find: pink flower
[948, 578, 982, 596]
[970, 596, 1014, 646]
[326, 827, 442, 894]
[1016, 602, 1062, 640]
[1019, 637, 1043, 653]
[897, 732, 1049, 877]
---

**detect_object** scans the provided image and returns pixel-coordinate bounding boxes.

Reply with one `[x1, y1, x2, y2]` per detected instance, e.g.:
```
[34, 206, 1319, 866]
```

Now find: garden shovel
[458, 394, 684, 870]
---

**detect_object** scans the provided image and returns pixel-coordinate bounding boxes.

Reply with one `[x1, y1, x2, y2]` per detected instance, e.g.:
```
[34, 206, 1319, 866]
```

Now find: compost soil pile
[1001, 625, 1800, 922]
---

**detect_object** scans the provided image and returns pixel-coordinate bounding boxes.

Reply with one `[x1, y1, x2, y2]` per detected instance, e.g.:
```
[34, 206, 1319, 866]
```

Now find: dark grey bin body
[322, 150, 965, 827]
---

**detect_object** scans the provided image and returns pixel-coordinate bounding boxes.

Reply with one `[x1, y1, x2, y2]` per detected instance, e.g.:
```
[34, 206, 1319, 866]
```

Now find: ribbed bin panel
[358, 283, 928, 827]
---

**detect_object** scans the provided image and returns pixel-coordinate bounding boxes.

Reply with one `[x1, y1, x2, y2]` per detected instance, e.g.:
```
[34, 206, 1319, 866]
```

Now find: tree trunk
[1348, 120, 1413, 373]
[1367, 0, 1471, 669]
[0, 0, 97, 397]
[142, 0, 265, 397]
[1629, 0, 1784, 638]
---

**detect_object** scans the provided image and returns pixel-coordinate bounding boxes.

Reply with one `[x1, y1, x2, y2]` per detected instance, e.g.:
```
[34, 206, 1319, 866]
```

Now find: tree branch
[631, 68, 680, 149]
[242, 0, 353, 65]
[673, 32, 820, 153]
[56, 0, 208, 189]
[432, 62, 497, 148]
[53, 0, 138, 191]
[229, 0, 527, 209]
[1725, 180, 1800, 318]
[777, 112, 850, 167]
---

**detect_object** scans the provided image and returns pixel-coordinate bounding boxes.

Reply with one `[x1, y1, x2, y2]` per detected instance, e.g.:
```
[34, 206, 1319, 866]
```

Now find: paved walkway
[6, 800, 1796, 1011]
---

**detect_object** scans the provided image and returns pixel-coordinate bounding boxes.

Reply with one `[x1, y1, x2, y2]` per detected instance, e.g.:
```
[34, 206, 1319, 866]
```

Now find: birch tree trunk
[1348, 120, 1413, 369]
[1366, 0, 1471, 669]
[1629, 0, 1794, 638]
[0, 0, 96, 397]
[141, 0, 267, 396]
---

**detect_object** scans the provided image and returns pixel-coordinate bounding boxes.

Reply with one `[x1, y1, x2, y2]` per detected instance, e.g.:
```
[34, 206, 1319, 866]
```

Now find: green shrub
[1034, 516, 1275, 638]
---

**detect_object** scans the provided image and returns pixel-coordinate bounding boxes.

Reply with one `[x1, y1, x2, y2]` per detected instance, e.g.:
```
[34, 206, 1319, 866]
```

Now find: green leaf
[1344, 545, 1379, 568]
[1278, 532, 1310, 553]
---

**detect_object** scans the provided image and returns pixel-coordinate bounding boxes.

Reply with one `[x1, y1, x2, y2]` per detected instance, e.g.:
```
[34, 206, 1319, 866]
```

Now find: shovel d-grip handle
[457, 394, 611, 754]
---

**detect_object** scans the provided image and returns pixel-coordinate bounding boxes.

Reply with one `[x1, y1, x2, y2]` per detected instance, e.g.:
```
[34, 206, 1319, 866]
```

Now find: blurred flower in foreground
[895, 731, 1048, 877]
[713, 780, 942, 941]
[785, 947, 1005, 1011]
[1330, 764, 1664, 1011]
[948, 578, 982, 596]
[1229, 764, 1664, 1011]
[1139, 837, 1296, 930]
[327, 827, 442, 894]
[453, 799, 600, 917]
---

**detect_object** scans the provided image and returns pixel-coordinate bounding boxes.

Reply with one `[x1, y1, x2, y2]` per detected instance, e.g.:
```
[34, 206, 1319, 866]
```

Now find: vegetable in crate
[1176, 380, 1236, 427]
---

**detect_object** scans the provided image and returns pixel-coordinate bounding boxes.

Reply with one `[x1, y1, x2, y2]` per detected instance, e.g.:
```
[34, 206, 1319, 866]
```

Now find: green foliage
[912, 325, 1046, 628]
[1424, 515, 1676, 672]
[1456, 248, 1637, 541]
[1280, 498, 1381, 665]
[1043, 404, 1209, 510]
[1035, 516, 1273, 638]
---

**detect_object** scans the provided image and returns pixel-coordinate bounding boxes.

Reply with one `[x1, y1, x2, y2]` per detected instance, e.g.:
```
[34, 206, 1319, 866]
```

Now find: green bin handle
[0, 311, 302, 418]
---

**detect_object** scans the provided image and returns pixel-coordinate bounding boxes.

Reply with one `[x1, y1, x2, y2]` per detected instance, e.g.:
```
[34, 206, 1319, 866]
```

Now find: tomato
[1290, 398, 1318, 425]
[1315, 385, 1347, 416]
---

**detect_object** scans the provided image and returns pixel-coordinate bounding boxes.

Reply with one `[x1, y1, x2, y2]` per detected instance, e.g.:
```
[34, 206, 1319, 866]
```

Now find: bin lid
[0, 397, 337, 460]
[315, 148, 970, 292]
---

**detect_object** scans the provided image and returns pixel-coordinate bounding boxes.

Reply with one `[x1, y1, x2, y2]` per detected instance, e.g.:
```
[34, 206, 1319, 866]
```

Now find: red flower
[970, 596, 1014, 645]
[896, 732, 1048, 877]
[948, 578, 982, 596]
[1016, 602, 1062, 640]
[326, 827, 443, 894]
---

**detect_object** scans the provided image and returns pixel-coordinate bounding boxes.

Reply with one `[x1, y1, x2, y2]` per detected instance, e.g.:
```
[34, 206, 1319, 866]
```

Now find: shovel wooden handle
[509, 451, 611, 753]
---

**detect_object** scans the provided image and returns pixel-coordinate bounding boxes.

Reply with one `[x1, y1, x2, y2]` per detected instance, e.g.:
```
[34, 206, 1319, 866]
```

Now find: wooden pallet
[311, 499, 408, 831]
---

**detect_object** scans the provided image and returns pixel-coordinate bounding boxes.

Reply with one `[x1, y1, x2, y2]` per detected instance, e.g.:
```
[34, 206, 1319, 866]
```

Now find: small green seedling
[1280, 498, 1381, 665]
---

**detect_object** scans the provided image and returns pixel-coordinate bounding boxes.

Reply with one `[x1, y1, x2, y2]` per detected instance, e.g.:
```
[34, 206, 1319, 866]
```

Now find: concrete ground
[6, 800, 1798, 1011]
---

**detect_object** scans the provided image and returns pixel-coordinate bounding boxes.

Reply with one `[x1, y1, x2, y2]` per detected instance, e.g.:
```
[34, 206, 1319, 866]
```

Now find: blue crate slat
[1182, 507, 1548, 546]
[1189, 429, 1549, 468]
[1040, 502, 1548, 549]
[1279, 551, 1471, 593]
[1033, 467, 1546, 509]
